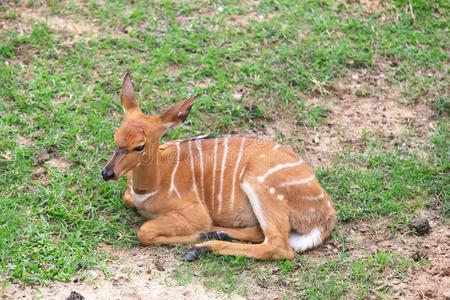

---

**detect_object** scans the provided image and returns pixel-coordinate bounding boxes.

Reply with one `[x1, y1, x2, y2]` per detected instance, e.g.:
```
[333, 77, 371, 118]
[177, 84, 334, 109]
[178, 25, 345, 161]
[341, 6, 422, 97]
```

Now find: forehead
[114, 122, 145, 147]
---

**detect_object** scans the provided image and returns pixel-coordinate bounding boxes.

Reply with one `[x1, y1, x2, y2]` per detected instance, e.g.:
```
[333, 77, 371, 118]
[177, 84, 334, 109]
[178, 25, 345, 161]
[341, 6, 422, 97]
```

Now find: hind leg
[185, 178, 294, 260]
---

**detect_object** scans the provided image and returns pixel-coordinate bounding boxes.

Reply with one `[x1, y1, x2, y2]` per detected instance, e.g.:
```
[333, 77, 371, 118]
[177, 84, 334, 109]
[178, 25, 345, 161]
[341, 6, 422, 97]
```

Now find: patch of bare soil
[265, 67, 437, 166]
[17, 135, 34, 148]
[227, 11, 275, 27]
[2, 246, 244, 300]
[20, 8, 98, 36]
[1, 4, 123, 46]
[45, 158, 71, 172]
[175, 0, 274, 27]
[3, 214, 447, 299]
[358, 0, 385, 14]
[314, 213, 450, 299]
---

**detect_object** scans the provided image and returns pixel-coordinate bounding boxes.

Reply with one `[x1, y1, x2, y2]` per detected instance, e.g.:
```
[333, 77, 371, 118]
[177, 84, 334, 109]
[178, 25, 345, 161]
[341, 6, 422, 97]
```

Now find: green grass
[173, 250, 414, 298]
[0, 0, 448, 297]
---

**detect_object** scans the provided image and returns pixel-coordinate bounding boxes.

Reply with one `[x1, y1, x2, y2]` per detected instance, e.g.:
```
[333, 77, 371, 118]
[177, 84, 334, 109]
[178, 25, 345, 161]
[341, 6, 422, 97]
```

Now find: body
[103, 73, 336, 260]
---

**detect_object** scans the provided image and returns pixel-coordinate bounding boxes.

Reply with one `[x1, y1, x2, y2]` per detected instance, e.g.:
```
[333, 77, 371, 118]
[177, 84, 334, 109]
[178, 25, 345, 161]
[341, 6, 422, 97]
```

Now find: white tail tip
[289, 228, 322, 252]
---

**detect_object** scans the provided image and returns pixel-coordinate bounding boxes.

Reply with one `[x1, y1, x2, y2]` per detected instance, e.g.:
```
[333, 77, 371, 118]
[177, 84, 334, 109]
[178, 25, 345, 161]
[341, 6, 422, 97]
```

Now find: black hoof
[181, 246, 212, 261]
[198, 231, 231, 241]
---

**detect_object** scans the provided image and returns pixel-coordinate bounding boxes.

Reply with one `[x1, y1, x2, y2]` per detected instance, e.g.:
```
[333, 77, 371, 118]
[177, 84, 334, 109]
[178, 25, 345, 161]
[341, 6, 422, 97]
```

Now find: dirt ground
[3, 215, 448, 300]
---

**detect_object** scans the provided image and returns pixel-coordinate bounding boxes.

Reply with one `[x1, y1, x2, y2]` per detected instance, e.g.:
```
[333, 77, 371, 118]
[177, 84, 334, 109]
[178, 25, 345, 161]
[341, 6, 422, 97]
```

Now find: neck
[131, 138, 161, 193]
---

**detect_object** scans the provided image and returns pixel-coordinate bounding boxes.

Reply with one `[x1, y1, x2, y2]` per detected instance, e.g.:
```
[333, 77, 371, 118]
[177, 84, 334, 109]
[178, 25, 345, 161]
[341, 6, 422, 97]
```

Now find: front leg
[137, 210, 210, 246]
[122, 172, 135, 208]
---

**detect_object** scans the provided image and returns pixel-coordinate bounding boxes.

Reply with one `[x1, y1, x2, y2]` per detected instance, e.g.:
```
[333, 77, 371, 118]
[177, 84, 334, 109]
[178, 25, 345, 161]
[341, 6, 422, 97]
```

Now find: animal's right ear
[160, 95, 197, 129]
[120, 72, 139, 113]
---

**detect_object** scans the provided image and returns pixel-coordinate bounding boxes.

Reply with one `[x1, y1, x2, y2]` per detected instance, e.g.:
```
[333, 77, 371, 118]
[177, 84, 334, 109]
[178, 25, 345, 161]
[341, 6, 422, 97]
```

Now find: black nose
[101, 168, 115, 181]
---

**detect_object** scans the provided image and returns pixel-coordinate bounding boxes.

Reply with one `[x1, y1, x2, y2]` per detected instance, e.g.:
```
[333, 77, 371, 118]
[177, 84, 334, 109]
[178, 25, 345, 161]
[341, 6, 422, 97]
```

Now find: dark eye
[133, 144, 145, 152]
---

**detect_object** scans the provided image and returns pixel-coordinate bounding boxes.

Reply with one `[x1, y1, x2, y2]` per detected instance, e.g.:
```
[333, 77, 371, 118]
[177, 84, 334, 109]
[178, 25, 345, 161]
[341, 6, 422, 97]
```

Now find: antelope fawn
[102, 73, 336, 260]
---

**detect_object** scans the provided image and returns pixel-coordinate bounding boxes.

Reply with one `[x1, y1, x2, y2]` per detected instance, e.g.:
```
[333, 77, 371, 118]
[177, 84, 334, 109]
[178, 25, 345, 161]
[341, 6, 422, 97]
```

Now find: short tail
[289, 228, 322, 252]
[289, 212, 336, 252]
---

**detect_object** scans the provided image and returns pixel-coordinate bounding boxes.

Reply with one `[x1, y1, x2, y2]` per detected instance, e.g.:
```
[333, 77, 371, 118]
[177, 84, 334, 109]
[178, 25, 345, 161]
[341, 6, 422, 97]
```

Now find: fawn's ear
[160, 95, 197, 129]
[120, 72, 139, 112]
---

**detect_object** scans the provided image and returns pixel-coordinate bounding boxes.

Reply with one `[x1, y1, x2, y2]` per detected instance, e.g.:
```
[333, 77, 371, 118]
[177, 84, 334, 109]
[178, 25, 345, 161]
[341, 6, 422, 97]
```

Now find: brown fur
[102, 73, 336, 260]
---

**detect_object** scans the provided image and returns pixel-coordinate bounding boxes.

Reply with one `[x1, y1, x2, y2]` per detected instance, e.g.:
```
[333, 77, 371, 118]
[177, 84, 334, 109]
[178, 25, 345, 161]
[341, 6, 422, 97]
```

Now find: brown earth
[3, 215, 448, 299]
[263, 66, 437, 167]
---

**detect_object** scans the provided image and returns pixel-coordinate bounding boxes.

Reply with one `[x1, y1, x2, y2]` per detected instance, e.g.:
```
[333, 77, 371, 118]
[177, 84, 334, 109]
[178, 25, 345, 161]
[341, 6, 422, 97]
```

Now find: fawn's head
[101, 72, 196, 181]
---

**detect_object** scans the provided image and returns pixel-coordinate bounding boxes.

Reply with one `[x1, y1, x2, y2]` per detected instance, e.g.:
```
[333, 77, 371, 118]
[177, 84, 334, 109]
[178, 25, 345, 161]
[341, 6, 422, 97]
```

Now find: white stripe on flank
[257, 159, 304, 183]
[241, 181, 267, 229]
[273, 144, 281, 150]
[217, 137, 229, 214]
[269, 187, 275, 194]
[280, 174, 315, 187]
[302, 191, 325, 201]
[239, 164, 246, 180]
[195, 139, 205, 202]
[169, 142, 181, 199]
[188, 141, 200, 199]
[289, 228, 322, 252]
[277, 194, 284, 201]
[230, 137, 245, 210]
[211, 138, 218, 212]
[131, 188, 158, 203]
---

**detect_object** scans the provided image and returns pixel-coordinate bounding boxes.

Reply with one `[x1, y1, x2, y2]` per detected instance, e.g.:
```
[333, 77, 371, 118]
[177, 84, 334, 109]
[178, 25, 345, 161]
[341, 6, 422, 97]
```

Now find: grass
[0, 0, 448, 297]
[173, 250, 414, 298]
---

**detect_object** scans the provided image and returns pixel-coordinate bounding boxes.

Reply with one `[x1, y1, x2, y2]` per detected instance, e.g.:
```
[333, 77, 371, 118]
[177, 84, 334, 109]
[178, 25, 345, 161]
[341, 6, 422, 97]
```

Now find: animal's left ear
[160, 95, 197, 128]
[121, 72, 139, 113]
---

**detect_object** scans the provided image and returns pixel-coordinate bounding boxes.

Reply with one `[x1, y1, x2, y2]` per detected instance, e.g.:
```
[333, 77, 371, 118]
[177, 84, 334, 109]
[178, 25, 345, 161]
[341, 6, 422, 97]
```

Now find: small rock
[154, 260, 165, 272]
[409, 217, 431, 235]
[66, 291, 84, 300]
[424, 289, 434, 298]
[313, 135, 320, 144]
[182, 290, 193, 297]
[411, 251, 427, 262]
[137, 261, 144, 267]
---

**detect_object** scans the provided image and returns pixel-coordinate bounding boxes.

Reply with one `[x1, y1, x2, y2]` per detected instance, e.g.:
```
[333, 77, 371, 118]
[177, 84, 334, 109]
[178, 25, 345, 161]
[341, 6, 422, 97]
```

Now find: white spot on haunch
[242, 181, 267, 229]
[277, 194, 284, 201]
[269, 187, 275, 194]
[289, 228, 322, 252]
